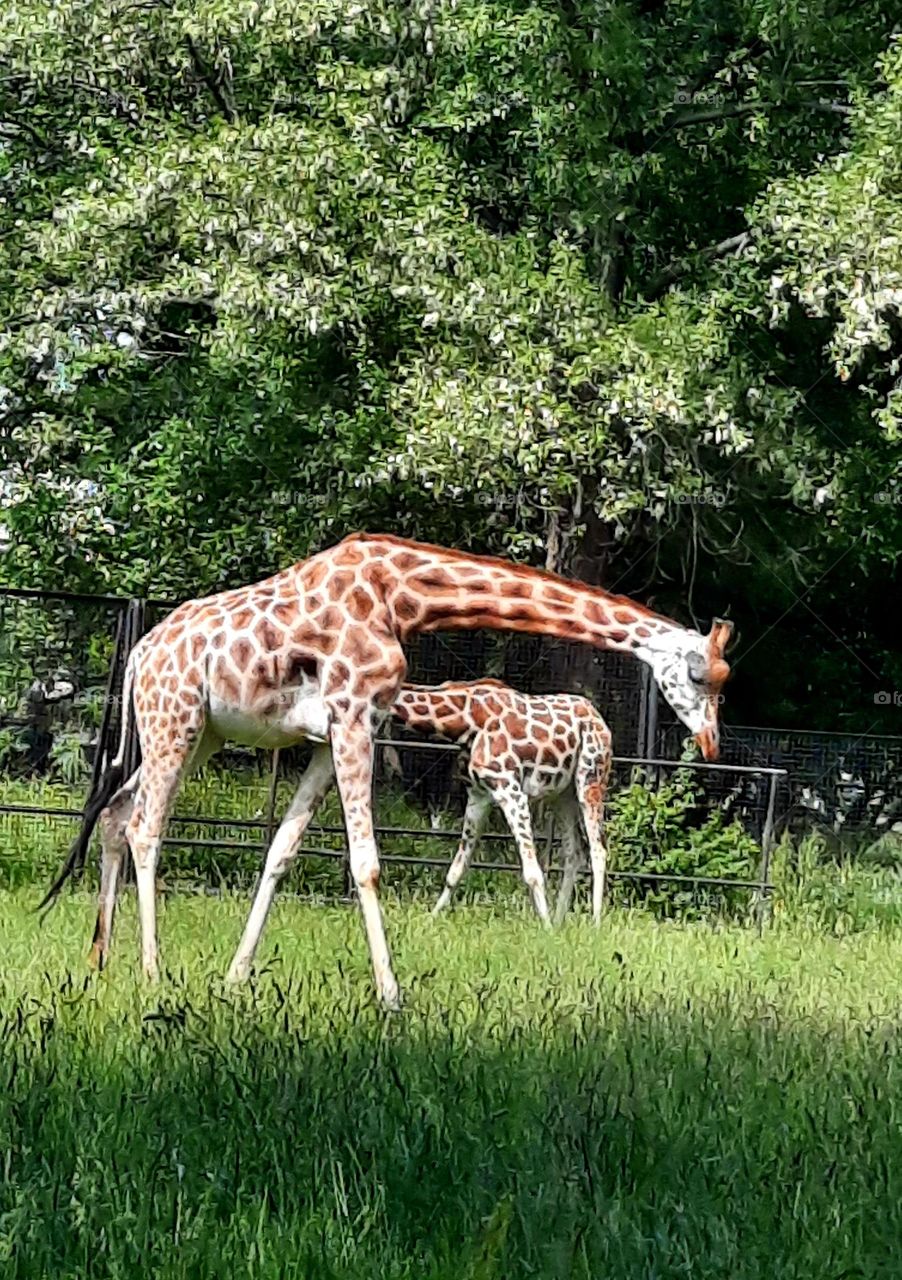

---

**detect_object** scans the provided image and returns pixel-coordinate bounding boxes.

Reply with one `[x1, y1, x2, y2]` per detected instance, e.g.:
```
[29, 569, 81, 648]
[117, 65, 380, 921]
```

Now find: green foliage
[860, 829, 902, 868]
[606, 767, 760, 916]
[0, 726, 25, 775]
[773, 830, 902, 934]
[1, 1, 901, 727]
[46, 730, 89, 786]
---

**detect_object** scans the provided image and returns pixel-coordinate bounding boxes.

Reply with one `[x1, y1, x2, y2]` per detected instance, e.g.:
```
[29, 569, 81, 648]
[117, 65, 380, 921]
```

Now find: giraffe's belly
[522, 765, 576, 800]
[208, 689, 332, 748]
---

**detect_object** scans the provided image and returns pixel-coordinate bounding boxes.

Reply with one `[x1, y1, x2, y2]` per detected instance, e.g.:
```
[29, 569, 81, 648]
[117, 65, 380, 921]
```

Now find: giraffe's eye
[686, 652, 707, 685]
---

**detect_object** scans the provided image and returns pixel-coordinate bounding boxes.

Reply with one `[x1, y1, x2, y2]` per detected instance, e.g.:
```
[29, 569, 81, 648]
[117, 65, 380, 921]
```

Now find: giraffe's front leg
[331, 712, 401, 1011]
[226, 744, 335, 983]
[433, 788, 491, 915]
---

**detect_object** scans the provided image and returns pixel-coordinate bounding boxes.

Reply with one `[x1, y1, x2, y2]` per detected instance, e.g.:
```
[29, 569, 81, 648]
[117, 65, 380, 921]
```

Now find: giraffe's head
[645, 618, 733, 761]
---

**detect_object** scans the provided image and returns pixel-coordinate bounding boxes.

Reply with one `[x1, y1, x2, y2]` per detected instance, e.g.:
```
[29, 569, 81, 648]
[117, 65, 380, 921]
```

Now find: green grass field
[2, 887, 902, 1278]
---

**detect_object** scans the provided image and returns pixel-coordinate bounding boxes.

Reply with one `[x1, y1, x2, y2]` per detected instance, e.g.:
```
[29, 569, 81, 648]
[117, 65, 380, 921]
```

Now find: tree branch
[0, 118, 46, 148]
[623, 95, 853, 157]
[645, 231, 750, 300]
[670, 102, 760, 128]
[669, 98, 852, 129]
[797, 99, 854, 116]
[185, 35, 237, 124]
[598, 217, 625, 304]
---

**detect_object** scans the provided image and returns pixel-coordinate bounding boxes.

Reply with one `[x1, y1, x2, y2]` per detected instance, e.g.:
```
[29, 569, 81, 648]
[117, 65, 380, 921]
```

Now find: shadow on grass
[0, 972, 900, 1279]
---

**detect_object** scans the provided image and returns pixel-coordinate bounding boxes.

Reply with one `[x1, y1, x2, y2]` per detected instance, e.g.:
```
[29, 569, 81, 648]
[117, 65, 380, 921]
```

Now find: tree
[1, 1, 900, 727]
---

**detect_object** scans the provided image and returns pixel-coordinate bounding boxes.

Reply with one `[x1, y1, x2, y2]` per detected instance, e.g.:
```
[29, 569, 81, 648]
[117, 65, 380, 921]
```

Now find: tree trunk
[544, 495, 610, 698]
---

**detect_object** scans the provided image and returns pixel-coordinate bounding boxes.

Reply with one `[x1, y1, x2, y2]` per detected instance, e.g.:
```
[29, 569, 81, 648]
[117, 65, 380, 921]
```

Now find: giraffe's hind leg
[126, 716, 217, 979]
[552, 792, 582, 927]
[90, 725, 222, 971]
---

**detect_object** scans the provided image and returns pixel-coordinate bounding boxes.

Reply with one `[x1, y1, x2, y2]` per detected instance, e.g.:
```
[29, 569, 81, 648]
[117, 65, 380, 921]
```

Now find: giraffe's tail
[36, 656, 139, 914]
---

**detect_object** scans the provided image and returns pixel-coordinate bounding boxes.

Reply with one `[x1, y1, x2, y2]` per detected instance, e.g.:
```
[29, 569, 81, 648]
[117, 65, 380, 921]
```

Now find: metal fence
[0, 583, 849, 916]
[658, 718, 902, 844]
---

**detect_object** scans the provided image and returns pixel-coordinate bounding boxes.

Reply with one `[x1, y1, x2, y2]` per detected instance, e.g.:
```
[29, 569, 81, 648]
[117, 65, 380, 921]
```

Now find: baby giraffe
[391, 680, 612, 925]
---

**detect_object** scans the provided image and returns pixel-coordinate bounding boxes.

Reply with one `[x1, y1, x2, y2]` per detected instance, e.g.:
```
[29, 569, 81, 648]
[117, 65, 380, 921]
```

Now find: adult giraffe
[41, 533, 733, 1009]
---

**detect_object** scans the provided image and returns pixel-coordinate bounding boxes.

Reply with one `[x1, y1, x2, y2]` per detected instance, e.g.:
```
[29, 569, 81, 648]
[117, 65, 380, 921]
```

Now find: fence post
[121, 599, 145, 776]
[87, 605, 127, 800]
[755, 771, 778, 932]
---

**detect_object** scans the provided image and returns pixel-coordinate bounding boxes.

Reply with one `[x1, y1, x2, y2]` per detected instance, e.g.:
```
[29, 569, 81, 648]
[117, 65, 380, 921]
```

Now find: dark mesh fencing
[0, 589, 126, 760]
[0, 589, 127, 883]
[657, 709, 902, 845]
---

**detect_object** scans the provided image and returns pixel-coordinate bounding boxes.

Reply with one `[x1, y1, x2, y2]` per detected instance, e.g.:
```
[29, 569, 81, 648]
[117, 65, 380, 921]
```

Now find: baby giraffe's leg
[576, 740, 612, 926]
[552, 793, 582, 927]
[433, 787, 492, 915]
[489, 782, 550, 925]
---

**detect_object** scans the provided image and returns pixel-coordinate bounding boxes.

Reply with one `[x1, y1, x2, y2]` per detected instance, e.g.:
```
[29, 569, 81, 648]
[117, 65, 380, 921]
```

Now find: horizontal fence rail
[0, 734, 786, 914]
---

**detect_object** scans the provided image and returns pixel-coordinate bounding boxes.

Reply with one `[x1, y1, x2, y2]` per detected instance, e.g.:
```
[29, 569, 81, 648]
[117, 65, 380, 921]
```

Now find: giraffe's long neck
[374, 537, 689, 663]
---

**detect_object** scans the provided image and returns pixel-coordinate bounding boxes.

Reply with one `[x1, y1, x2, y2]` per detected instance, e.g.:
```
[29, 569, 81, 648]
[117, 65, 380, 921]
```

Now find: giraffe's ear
[709, 617, 734, 653]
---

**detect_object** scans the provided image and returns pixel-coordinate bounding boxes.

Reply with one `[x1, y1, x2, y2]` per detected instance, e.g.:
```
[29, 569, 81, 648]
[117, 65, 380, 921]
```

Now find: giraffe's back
[465, 689, 611, 800]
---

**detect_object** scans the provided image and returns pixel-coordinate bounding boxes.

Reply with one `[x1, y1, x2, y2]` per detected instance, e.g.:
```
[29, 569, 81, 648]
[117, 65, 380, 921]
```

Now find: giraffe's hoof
[380, 984, 403, 1014]
[88, 942, 106, 971]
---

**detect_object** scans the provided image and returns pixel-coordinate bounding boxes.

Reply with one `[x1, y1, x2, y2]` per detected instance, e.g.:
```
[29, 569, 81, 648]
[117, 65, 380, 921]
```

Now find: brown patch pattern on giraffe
[348, 587, 374, 620]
